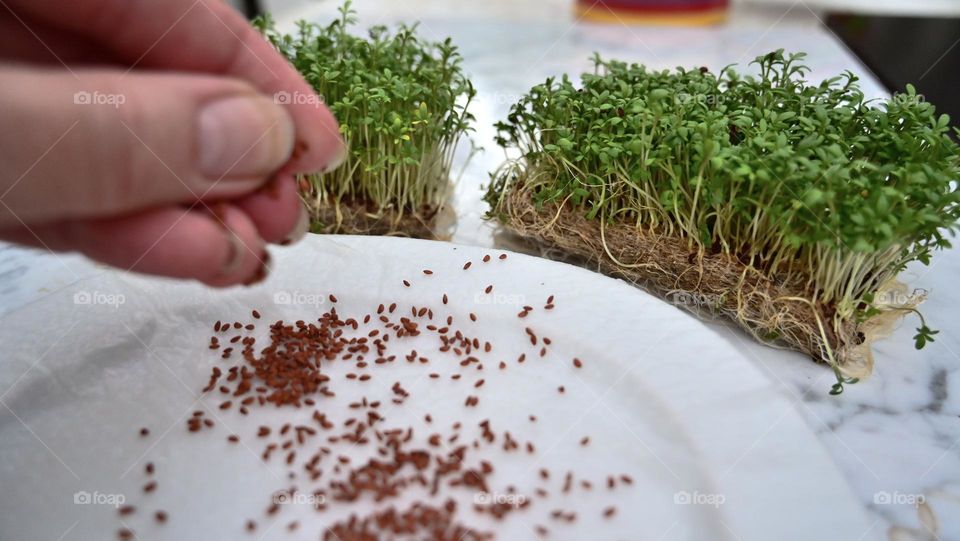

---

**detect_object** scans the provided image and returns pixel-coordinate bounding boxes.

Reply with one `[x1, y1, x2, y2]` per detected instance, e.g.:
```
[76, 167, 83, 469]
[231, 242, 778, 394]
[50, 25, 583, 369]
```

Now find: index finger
[9, 0, 344, 173]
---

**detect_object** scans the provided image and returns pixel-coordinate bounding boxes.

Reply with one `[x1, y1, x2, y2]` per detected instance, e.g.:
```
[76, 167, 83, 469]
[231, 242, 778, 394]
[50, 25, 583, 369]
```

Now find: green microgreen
[830, 372, 860, 396]
[255, 2, 476, 227]
[911, 309, 940, 349]
[487, 50, 960, 387]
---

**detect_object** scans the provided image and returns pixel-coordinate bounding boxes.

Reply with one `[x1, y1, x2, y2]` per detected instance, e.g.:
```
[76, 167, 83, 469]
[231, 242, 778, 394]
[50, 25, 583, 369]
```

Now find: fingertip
[281, 91, 347, 174]
[233, 174, 308, 245]
[197, 93, 296, 180]
[201, 203, 269, 288]
[22, 206, 271, 288]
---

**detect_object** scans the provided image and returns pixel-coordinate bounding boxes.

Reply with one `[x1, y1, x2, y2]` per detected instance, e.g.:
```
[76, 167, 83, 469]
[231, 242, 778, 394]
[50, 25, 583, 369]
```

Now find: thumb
[0, 66, 299, 228]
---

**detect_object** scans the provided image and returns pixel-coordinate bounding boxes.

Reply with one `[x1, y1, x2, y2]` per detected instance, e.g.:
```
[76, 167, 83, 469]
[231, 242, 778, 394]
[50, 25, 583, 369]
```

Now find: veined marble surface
[1, 2, 958, 540]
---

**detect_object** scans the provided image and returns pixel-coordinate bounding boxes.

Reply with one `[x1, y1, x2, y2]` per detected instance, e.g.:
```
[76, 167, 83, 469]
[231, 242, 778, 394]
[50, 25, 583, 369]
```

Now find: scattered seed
[176, 282, 636, 539]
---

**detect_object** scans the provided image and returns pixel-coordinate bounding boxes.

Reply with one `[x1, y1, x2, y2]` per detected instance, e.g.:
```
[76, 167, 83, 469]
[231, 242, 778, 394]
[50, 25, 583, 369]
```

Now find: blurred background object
[745, 0, 959, 16]
[254, 0, 960, 20]
[828, 14, 960, 128]
[575, 0, 730, 26]
[247, 0, 960, 124]
[226, 0, 262, 18]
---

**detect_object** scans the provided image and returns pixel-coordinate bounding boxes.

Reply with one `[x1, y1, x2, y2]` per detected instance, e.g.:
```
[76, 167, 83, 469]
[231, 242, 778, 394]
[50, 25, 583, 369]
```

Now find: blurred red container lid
[577, 0, 729, 25]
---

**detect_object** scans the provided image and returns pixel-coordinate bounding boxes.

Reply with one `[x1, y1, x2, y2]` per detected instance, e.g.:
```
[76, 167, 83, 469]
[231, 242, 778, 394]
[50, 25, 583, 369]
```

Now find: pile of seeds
[121, 253, 637, 540]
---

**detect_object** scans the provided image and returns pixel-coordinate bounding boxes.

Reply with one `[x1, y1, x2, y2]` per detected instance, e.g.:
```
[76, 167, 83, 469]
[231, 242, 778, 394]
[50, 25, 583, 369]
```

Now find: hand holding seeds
[0, 0, 345, 286]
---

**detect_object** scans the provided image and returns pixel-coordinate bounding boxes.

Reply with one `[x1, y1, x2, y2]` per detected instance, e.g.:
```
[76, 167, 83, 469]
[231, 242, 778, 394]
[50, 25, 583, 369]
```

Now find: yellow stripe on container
[576, 5, 728, 26]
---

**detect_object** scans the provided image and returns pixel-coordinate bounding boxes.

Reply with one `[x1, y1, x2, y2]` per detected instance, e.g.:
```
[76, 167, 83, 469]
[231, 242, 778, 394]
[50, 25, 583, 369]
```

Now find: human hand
[0, 0, 345, 286]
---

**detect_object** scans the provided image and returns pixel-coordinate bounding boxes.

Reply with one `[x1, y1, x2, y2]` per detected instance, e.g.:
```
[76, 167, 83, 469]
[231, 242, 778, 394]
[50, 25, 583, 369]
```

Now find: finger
[0, 12, 116, 64]
[234, 173, 309, 245]
[8, 0, 346, 174]
[0, 65, 295, 228]
[0, 204, 269, 287]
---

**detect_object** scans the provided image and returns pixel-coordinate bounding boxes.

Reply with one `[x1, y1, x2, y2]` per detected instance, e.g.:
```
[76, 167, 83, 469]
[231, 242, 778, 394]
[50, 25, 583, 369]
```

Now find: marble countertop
[1, 2, 958, 539]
